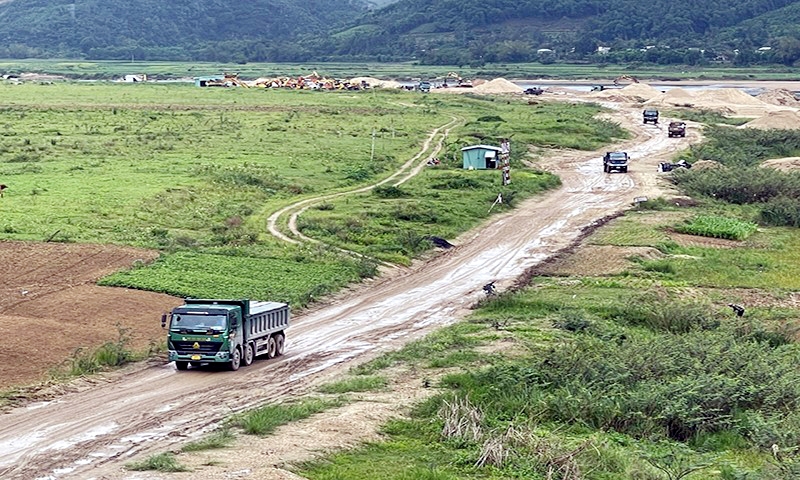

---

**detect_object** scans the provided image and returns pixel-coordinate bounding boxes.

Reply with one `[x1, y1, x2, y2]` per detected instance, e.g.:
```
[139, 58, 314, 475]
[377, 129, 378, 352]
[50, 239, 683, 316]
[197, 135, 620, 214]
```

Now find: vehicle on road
[668, 121, 686, 137]
[603, 151, 629, 173]
[162, 298, 289, 371]
[417, 81, 431, 93]
[524, 87, 544, 95]
[643, 109, 659, 124]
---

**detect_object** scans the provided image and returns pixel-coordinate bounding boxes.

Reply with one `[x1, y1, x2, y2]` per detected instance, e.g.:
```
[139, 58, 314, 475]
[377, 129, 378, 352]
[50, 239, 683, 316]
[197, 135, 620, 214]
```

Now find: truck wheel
[243, 343, 254, 366]
[175, 361, 189, 371]
[228, 347, 241, 371]
[622, 167, 628, 173]
[275, 333, 285, 356]
[266, 337, 277, 359]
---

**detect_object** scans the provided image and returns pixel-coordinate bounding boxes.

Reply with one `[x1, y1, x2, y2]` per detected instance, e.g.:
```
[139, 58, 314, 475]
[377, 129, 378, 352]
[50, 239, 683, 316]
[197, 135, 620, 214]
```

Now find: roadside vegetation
[0, 82, 624, 306]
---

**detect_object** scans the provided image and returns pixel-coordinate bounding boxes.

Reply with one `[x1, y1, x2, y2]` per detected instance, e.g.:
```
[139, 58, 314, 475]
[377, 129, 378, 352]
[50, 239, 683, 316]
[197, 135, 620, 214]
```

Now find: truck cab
[603, 151, 629, 173]
[163, 298, 289, 371]
[417, 81, 431, 93]
[643, 109, 659, 124]
[668, 121, 686, 137]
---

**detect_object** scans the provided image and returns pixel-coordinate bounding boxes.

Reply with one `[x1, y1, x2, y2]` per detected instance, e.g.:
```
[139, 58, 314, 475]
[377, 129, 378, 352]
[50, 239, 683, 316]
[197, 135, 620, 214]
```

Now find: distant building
[597, 46, 611, 54]
[537, 48, 554, 54]
[461, 145, 502, 170]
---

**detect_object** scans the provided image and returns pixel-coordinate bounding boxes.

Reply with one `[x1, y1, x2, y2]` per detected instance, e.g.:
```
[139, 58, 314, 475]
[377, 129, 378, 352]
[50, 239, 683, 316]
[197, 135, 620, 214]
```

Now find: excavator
[613, 75, 639, 86]
[591, 75, 639, 92]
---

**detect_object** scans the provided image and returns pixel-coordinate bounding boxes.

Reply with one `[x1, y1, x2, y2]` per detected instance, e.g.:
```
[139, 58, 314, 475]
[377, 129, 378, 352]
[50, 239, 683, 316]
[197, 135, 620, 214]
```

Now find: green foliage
[49, 325, 147, 379]
[680, 127, 800, 168]
[674, 214, 758, 240]
[99, 248, 375, 308]
[125, 453, 189, 472]
[181, 428, 235, 452]
[232, 397, 346, 436]
[317, 375, 389, 394]
[666, 109, 751, 126]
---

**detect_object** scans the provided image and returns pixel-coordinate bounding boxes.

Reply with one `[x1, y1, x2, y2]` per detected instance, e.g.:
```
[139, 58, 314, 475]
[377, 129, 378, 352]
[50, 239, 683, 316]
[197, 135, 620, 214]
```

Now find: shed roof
[461, 145, 503, 152]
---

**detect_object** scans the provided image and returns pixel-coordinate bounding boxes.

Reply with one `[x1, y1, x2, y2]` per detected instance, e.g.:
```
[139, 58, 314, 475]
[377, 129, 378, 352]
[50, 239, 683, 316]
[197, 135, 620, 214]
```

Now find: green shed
[461, 145, 502, 170]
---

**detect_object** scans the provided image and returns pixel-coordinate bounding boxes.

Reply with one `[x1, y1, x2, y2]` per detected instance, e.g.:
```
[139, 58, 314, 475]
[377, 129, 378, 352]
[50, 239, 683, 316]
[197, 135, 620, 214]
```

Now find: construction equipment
[613, 75, 639, 86]
[603, 151, 629, 173]
[524, 87, 544, 95]
[162, 298, 289, 371]
[668, 121, 686, 137]
[659, 160, 691, 172]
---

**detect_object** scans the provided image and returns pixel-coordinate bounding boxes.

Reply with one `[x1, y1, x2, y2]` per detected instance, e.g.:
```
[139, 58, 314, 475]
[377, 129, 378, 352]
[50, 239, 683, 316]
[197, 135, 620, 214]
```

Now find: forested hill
[321, 0, 800, 64]
[1, 0, 800, 65]
[0, 0, 367, 61]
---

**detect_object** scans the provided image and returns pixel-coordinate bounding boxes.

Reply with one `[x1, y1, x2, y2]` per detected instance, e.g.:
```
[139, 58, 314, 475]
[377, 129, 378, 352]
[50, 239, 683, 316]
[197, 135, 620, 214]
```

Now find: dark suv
[643, 109, 659, 124]
[603, 151, 629, 173]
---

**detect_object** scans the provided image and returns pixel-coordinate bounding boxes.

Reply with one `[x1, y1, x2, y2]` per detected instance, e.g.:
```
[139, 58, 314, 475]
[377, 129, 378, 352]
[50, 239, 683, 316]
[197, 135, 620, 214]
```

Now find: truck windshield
[171, 314, 226, 331]
[609, 153, 627, 161]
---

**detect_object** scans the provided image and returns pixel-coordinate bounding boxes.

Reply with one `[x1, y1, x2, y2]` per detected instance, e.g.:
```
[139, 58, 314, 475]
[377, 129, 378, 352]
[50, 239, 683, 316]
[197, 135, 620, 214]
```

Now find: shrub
[674, 214, 758, 240]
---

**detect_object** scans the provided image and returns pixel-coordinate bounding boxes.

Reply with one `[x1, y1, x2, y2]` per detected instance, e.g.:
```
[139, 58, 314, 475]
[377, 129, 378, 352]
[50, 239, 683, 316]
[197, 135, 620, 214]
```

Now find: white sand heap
[645, 88, 695, 107]
[471, 78, 524, 94]
[618, 83, 663, 99]
[741, 110, 800, 130]
[761, 157, 800, 172]
[694, 88, 767, 106]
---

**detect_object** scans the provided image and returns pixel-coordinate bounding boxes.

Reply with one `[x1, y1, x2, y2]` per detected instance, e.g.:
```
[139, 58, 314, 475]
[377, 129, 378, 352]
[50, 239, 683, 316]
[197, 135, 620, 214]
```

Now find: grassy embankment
[0, 82, 624, 308]
[131, 116, 800, 477]
[1, 59, 799, 82]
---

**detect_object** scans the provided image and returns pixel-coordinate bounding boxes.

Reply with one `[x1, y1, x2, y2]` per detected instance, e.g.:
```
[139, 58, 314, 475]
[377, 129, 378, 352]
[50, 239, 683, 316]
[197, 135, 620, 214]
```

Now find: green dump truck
[162, 298, 290, 371]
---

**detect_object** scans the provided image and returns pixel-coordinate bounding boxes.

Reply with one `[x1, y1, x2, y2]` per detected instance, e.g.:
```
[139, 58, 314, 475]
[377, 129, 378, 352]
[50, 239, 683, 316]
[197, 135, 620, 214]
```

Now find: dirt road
[0, 104, 696, 480]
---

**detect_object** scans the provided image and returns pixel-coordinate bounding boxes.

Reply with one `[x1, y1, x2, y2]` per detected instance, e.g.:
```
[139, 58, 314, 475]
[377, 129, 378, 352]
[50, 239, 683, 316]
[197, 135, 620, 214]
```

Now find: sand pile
[619, 83, 662, 100]
[756, 88, 799, 106]
[472, 78, 524, 94]
[741, 110, 800, 130]
[349, 77, 402, 89]
[645, 88, 695, 107]
[762, 157, 800, 172]
[695, 88, 766, 106]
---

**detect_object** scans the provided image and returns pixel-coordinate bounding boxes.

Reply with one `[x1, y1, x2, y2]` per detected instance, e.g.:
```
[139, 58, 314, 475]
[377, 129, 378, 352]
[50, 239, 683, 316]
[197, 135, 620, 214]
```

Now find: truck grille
[172, 341, 222, 355]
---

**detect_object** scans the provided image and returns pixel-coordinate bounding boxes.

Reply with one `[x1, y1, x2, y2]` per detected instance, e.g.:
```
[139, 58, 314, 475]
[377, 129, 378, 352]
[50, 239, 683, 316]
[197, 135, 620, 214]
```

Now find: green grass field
[0, 81, 626, 305]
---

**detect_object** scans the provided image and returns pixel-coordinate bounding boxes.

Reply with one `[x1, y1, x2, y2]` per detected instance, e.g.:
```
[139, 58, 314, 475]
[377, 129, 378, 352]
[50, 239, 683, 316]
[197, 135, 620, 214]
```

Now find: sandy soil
[0, 83, 787, 480]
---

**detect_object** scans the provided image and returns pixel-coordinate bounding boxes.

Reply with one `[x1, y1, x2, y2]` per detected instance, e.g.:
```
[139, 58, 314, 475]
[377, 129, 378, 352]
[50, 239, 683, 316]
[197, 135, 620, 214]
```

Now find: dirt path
[267, 116, 460, 245]
[0, 103, 697, 480]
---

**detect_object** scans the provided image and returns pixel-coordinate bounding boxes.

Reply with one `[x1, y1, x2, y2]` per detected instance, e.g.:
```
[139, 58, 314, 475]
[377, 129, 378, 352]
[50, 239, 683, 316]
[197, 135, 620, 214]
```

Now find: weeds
[231, 397, 346, 436]
[124, 452, 189, 472]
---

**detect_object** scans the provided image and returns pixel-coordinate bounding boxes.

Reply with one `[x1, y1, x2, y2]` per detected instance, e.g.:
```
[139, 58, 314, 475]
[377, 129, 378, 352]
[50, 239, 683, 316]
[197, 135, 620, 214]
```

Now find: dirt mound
[619, 83, 663, 100]
[762, 157, 800, 172]
[756, 88, 799, 106]
[472, 77, 524, 94]
[695, 88, 766, 106]
[741, 110, 800, 130]
[645, 88, 695, 107]
[691, 160, 724, 170]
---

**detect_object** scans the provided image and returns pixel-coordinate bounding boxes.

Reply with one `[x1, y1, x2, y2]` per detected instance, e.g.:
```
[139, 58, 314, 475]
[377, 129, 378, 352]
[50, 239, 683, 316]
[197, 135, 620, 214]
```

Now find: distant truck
[524, 87, 544, 95]
[668, 121, 686, 137]
[643, 109, 659, 124]
[417, 81, 431, 93]
[603, 151, 629, 173]
[162, 298, 290, 371]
